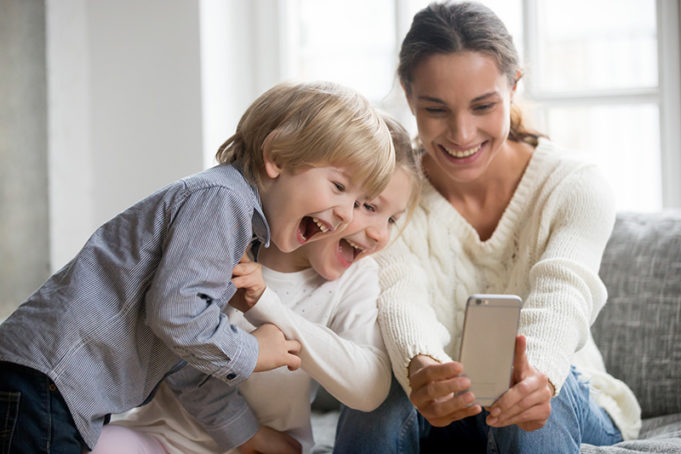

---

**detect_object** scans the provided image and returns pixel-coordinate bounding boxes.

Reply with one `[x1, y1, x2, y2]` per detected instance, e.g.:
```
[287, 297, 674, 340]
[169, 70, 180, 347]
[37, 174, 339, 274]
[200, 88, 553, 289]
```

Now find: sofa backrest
[594, 211, 681, 419]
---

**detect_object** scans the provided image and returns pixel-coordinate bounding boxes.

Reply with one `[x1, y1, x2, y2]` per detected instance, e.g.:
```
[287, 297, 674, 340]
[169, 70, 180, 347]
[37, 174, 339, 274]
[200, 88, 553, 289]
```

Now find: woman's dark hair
[398, 1, 544, 145]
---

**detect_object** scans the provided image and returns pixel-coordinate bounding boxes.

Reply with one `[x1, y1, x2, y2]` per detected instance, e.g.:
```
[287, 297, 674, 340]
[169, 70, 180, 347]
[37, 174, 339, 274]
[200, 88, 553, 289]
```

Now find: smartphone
[458, 294, 523, 406]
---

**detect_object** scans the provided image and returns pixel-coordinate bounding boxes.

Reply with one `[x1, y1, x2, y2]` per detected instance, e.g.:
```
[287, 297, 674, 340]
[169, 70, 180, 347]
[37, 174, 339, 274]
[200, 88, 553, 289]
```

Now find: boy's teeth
[444, 144, 481, 158]
[312, 217, 329, 232]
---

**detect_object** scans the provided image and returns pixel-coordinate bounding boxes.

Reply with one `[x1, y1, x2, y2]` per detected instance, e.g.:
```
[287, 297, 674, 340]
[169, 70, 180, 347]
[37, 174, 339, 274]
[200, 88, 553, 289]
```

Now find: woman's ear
[262, 131, 282, 179]
[512, 70, 523, 94]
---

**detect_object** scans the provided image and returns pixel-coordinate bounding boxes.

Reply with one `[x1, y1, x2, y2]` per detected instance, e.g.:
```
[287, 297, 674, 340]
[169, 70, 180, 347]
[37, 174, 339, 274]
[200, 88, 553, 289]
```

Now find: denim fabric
[334, 367, 622, 453]
[0, 362, 85, 453]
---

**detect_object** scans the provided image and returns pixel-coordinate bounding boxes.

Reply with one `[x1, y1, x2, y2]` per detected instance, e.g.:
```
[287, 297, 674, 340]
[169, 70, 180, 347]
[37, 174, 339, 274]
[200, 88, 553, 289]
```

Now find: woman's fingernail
[491, 407, 501, 416]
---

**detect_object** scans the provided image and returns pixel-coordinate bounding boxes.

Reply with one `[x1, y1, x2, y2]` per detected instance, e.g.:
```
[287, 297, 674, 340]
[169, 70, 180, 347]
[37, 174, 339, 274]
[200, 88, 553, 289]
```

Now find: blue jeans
[0, 361, 85, 453]
[334, 367, 622, 453]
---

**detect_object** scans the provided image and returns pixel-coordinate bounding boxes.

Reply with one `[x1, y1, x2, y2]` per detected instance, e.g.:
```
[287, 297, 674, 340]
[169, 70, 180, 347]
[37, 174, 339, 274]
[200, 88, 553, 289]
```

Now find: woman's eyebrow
[417, 95, 446, 104]
[418, 91, 500, 104]
[471, 91, 500, 103]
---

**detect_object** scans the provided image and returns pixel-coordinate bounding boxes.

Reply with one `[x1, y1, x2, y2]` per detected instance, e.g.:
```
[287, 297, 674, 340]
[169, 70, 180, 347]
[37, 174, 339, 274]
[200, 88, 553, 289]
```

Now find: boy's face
[260, 163, 367, 253]
[302, 168, 412, 281]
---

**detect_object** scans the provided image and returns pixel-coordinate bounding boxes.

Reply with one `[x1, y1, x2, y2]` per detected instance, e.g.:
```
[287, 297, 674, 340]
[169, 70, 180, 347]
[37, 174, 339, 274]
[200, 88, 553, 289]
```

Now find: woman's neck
[424, 139, 533, 240]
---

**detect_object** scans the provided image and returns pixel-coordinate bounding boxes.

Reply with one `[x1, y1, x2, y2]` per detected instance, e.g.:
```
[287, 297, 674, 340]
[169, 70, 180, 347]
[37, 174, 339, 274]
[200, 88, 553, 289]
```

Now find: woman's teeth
[312, 217, 330, 233]
[443, 144, 481, 158]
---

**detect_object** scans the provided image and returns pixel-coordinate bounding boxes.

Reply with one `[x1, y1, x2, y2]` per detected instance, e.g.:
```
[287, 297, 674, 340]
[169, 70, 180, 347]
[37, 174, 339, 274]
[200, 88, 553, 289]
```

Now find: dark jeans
[0, 361, 85, 453]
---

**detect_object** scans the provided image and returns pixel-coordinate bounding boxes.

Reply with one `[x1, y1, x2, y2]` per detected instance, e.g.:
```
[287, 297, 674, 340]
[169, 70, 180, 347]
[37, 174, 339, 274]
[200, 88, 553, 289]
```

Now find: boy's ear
[262, 131, 282, 179]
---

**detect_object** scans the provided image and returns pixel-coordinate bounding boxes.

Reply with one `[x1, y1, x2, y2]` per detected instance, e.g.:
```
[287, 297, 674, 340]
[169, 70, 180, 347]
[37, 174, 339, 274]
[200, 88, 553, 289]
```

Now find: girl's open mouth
[337, 238, 364, 267]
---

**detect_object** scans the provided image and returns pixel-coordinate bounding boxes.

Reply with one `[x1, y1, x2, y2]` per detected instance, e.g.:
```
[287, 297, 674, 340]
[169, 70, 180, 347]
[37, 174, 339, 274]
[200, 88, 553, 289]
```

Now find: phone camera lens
[476, 299, 482, 305]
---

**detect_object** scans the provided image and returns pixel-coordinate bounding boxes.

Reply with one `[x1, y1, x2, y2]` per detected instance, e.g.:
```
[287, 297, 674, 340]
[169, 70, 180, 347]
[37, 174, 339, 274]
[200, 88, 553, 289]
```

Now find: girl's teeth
[444, 144, 481, 158]
[312, 217, 329, 232]
[347, 240, 364, 252]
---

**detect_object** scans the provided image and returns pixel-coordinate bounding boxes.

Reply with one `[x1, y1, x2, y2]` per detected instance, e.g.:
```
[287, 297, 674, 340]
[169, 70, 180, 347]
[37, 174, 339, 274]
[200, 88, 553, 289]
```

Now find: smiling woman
[332, 2, 641, 452]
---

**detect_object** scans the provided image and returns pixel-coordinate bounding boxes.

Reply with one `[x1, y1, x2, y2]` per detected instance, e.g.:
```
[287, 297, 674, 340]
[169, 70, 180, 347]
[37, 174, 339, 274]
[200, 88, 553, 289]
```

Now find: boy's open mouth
[298, 216, 330, 243]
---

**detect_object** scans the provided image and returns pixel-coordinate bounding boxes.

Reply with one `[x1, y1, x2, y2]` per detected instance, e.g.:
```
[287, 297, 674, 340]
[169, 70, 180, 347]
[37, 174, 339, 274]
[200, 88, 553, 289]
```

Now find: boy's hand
[231, 252, 266, 312]
[237, 425, 302, 454]
[251, 323, 301, 372]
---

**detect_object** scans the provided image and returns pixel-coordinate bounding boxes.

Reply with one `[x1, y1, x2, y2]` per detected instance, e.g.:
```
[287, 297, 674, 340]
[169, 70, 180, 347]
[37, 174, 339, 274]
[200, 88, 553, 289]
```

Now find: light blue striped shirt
[0, 164, 268, 448]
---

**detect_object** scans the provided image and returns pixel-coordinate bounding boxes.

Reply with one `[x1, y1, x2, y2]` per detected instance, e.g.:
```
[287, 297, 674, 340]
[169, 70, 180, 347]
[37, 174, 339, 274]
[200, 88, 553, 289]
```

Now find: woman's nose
[448, 113, 475, 144]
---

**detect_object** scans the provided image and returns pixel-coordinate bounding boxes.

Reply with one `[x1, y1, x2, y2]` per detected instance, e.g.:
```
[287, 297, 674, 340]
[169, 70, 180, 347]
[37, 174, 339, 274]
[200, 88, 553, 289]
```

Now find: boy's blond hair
[216, 81, 395, 199]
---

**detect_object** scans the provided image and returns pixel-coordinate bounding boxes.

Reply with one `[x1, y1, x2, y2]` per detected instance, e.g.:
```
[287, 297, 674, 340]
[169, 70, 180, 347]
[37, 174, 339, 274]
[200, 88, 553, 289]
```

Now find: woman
[334, 2, 640, 453]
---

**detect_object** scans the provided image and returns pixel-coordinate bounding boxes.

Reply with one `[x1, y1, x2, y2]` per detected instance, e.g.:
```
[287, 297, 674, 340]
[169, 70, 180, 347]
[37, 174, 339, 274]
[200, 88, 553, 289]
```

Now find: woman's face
[405, 51, 515, 185]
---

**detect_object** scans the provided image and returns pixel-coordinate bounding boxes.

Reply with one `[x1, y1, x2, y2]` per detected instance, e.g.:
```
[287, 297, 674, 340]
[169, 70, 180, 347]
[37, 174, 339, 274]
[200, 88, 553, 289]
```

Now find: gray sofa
[311, 211, 681, 452]
[582, 211, 681, 452]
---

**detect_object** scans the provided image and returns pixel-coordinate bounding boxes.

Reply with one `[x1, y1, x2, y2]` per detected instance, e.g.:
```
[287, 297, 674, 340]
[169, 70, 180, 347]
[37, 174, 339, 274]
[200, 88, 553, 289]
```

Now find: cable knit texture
[375, 139, 641, 440]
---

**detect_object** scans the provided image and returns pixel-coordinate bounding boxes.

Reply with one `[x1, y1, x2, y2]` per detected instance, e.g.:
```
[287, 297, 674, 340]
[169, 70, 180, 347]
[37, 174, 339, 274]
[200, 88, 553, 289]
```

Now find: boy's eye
[353, 201, 360, 209]
[388, 217, 397, 224]
[333, 182, 346, 192]
[424, 107, 446, 114]
[363, 203, 376, 213]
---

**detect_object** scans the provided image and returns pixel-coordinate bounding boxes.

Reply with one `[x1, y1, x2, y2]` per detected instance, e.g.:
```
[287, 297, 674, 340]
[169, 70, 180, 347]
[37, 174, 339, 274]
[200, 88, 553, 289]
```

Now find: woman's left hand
[485, 335, 554, 431]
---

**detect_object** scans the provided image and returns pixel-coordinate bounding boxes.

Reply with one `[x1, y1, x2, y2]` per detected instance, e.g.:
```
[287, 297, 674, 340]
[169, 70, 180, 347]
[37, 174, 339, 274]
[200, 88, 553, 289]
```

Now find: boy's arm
[243, 259, 392, 412]
[164, 365, 259, 450]
[144, 186, 260, 385]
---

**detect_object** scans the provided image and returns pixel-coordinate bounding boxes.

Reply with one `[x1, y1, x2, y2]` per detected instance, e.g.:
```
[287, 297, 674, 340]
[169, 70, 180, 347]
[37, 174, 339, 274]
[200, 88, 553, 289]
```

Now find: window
[277, 0, 681, 211]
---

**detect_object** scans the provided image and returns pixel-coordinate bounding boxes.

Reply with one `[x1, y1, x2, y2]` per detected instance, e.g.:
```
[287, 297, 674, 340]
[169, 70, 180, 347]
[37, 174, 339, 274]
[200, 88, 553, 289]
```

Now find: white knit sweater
[376, 139, 641, 440]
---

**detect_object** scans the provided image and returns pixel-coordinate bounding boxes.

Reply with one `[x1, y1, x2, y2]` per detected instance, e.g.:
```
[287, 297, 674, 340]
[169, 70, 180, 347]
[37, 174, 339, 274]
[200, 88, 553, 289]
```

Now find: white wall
[200, 0, 289, 169]
[0, 0, 49, 318]
[45, 0, 288, 270]
[47, 0, 204, 270]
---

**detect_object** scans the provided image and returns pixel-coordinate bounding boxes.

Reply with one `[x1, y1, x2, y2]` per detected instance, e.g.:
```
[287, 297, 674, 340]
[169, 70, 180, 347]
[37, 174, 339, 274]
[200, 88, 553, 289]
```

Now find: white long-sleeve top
[114, 256, 391, 453]
[376, 139, 641, 440]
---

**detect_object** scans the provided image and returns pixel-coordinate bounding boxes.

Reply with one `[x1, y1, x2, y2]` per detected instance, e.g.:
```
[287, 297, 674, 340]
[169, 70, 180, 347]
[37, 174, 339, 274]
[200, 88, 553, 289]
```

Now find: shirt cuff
[204, 398, 260, 449]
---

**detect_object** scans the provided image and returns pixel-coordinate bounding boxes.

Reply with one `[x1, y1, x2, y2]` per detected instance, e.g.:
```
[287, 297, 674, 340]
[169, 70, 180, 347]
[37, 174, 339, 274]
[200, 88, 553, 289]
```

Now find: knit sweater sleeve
[375, 238, 452, 394]
[521, 164, 615, 394]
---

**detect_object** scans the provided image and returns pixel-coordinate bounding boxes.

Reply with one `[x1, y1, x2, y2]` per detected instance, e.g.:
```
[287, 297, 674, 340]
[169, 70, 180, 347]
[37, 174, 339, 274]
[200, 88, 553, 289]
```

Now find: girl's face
[405, 51, 516, 185]
[302, 168, 412, 281]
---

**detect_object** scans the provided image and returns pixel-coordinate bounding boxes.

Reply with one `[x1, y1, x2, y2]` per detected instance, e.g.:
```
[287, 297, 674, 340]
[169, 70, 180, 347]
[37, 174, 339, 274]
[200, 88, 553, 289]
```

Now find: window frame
[268, 0, 681, 208]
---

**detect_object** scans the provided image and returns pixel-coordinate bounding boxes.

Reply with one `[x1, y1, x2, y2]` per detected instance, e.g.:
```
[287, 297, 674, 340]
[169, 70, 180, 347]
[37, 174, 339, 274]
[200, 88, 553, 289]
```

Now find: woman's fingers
[409, 361, 463, 390]
[409, 361, 482, 426]
[486, 370, 552, 429]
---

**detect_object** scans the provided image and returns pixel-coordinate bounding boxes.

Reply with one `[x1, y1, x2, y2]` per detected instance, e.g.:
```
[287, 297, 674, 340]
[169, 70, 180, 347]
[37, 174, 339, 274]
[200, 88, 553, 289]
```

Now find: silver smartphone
[458, 294, 523, 406]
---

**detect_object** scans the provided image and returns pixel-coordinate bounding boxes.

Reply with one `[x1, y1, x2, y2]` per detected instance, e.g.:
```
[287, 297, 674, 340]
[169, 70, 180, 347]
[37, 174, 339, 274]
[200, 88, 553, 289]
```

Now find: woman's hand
[230, 252, 266, 312]
[237, 425, 302, 454]
[408, 355, 482, 427]
[485, 335, 554, 431]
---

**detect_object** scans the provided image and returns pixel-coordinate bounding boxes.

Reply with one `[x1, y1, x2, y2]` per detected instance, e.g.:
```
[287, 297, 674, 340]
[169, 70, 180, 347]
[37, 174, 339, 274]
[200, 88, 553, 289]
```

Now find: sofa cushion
[594, 211, 681, 419]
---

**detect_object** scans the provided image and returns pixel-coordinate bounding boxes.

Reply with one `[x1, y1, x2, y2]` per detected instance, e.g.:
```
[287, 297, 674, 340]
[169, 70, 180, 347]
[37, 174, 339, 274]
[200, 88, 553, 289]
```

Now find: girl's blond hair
[379, 112, 423, 231]
[216, 81, 395, 199]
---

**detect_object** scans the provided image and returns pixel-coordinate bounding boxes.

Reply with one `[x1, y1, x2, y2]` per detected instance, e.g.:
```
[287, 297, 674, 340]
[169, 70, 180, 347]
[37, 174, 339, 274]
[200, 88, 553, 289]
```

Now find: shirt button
[226, 373, 236, 380]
